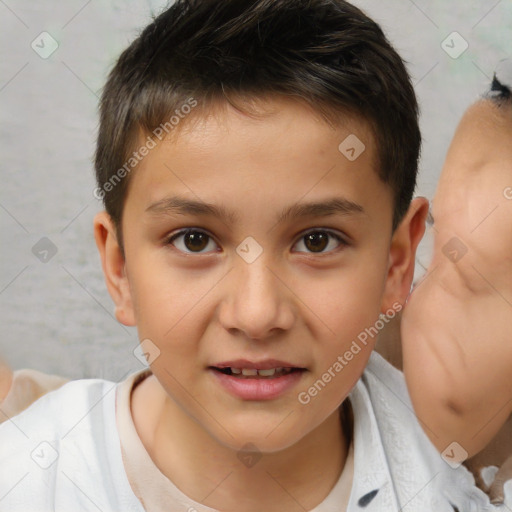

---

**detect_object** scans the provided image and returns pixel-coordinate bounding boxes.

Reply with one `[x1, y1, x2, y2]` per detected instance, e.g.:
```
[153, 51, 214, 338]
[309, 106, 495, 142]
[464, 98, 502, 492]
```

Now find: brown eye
[304, 232, 329, 252]
[168, 229, 218, 253]
[184, 231, 208, 251]
[293, 229, 346, 254]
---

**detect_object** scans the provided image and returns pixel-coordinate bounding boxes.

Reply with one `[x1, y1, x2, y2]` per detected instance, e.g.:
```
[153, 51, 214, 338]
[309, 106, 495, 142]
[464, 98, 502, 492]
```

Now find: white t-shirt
[0, 352, 503, 511]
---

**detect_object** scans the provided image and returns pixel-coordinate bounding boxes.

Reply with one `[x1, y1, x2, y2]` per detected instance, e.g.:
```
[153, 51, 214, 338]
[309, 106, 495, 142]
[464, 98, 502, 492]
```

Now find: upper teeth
[231, 367, 290, 376]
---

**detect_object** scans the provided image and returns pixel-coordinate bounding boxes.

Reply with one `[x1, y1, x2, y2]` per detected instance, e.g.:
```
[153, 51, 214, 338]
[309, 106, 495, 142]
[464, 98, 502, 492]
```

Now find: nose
[218, 256, 295, 341]
[488, 58, 511, 100]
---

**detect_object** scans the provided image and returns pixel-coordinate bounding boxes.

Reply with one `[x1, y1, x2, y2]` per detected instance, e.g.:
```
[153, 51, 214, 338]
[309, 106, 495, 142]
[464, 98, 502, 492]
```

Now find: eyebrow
[145, 195, 365, 224]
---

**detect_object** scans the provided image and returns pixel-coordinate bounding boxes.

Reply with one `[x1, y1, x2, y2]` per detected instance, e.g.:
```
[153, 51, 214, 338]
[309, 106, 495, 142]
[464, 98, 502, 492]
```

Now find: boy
[0, 0, 502, 510]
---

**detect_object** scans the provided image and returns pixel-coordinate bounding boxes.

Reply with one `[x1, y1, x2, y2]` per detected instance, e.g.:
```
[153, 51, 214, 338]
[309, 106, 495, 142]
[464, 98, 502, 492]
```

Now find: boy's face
[97, 97, 420, 452]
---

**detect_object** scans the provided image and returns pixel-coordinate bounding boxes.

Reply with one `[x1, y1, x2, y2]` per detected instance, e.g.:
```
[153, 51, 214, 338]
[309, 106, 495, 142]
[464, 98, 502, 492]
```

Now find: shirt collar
[346, 373, 401, 511]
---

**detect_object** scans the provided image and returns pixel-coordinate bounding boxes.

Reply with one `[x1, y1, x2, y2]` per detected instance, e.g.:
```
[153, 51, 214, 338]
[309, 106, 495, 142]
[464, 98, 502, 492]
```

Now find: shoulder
[0, 377, 118, 453]
[0, 377, 114, 441]
[356, 351, 440, 476]
[0, 377, 141, 511]
[351, 351, 494, 511]
[0, 368, 69, 420]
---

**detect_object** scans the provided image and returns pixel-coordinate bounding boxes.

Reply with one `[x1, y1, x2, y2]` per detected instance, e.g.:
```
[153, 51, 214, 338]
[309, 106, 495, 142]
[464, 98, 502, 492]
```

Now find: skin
[94, 96, 427, 512]
[0, 358, 13, 404]
[2, 93, 509, 503]
[378, 97, 512, 503]
[2, 94, 510, 504]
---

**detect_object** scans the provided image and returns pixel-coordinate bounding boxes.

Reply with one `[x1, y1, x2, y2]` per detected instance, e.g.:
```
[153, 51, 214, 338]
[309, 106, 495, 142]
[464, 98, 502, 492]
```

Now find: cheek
[293, 254, 389, 345]
[127, 252, 234, 370]
[126, 256, 204, 344]
[292, 262, 386, 415]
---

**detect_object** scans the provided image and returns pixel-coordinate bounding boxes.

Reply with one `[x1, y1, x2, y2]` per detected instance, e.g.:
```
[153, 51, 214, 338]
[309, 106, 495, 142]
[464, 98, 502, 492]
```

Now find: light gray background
[1, 0, 511, 380]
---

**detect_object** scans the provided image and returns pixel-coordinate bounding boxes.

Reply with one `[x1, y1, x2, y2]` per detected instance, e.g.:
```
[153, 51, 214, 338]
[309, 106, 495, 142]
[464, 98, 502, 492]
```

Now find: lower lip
[209, 369, 305, 400]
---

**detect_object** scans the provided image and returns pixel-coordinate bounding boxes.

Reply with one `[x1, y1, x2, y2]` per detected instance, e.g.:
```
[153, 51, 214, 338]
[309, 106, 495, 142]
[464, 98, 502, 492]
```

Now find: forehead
[124, 97, 392, 231]
[158, 96, 377, 169]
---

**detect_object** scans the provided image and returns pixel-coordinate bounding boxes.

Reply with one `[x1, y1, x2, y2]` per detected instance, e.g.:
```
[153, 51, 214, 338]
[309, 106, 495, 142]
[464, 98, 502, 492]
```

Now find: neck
[132, 375, 350, 512]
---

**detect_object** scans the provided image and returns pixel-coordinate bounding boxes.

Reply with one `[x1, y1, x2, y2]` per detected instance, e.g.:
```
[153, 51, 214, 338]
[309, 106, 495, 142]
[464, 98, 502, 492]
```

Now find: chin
[209, 418, 310, 455]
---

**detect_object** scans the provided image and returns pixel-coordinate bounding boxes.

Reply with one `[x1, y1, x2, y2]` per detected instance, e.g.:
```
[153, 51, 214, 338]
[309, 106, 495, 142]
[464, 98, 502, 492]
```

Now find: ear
[93, 211, 136, 326]
[381, 197, 429, 313]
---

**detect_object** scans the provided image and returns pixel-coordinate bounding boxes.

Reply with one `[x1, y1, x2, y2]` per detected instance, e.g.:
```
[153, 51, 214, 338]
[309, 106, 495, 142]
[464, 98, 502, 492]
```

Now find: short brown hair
[94, 0, 421, 243]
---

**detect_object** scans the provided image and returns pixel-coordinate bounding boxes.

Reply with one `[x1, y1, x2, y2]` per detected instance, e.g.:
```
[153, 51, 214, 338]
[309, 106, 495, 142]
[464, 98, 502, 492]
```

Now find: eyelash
[166, 228, 349, 255]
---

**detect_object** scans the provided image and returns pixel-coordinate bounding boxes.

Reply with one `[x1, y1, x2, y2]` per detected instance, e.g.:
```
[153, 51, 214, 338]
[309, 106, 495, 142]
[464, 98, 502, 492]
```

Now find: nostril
[489, 75, 511, 99]
[487, 59, 512, 101]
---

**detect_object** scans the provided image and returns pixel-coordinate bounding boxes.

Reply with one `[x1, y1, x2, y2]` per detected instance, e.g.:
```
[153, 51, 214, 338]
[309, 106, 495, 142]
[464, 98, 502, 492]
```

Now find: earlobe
[381, 197, 429, 313]
[93, 212, 136, 326]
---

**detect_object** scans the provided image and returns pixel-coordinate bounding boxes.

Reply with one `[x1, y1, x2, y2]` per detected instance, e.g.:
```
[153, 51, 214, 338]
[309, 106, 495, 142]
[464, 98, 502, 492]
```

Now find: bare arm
[375, 66, 512, 503]
[400, 69, 512, 460]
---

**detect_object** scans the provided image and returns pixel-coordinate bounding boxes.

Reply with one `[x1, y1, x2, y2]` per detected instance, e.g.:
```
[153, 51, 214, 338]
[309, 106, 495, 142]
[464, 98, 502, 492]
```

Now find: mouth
[209, 359, 307, 378]
[208, 359, 307, 400]
[210, 366, 304, 378]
